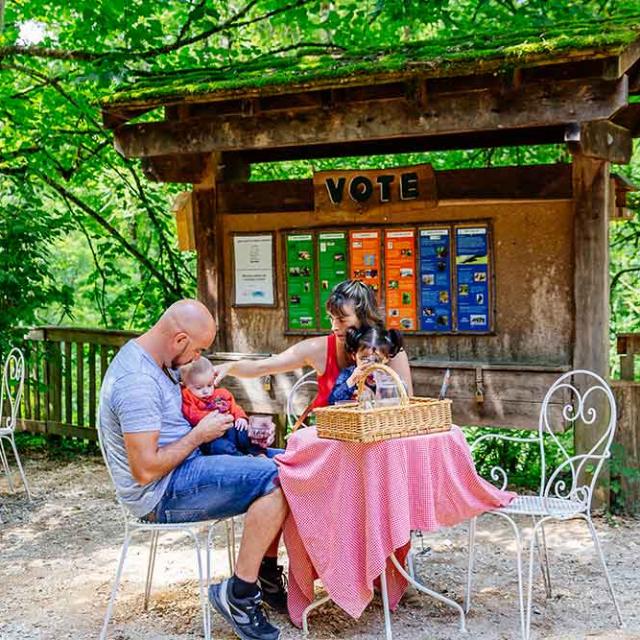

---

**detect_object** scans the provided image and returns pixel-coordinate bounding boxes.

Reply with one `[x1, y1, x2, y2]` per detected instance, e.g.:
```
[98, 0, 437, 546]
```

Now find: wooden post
[89, 343, 97, 428]
[76, 342, 84, 427]
[64, 341, 72, 424]
[572, 153, 612, 507]
[192, 153, 230, 351]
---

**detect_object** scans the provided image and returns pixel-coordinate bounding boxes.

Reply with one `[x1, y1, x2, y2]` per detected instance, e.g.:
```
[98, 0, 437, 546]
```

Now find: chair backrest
[96, 420, 136, 522]
[537, 369, 617, 509]
[1, 348, 25, 432]
[286, 370, 318, 431]
[470, 369, 616, 511]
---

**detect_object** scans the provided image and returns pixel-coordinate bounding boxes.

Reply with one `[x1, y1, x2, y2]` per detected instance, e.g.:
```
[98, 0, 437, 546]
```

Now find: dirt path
[1, 454, 638, 640]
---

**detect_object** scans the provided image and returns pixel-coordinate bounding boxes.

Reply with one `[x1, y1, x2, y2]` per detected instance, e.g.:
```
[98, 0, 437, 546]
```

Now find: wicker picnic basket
[314, 363, 452, 443]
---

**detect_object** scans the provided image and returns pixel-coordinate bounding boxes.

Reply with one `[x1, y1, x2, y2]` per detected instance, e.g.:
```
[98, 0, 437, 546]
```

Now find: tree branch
[176, 0, 208, 45]
[38, 173, 182, 298]
[611, 266, 640, 292]
[0, 0, 316, 63]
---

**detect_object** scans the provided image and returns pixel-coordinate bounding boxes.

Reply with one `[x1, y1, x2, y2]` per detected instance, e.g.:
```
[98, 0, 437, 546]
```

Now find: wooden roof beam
[230, 126, 568, 164]
[565, 120, 632, 164]
[113, 76, 629, 159]
[141, 152, 211, 183]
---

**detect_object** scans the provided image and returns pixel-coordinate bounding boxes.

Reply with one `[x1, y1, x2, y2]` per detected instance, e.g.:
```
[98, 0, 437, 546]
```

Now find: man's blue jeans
[149, 450, 282, 524]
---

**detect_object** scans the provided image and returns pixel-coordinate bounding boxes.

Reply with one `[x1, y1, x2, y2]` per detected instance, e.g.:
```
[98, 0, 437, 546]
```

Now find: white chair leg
[406, 546, 416, 581]
[302, 594, 330, 635]
[531, 516, 551, 598]
[0, 437, 15, 492]
[207, 525, 215, 584]
[186, 529, 211, 640]
[582, 514, 624, 628]
[526, 518, 552, 640]
[494, 512, 526, 640]
[465, 516, 477, 613]
[100, 530, 133, 640]
[8, 434, 32, 500]
[538, 520, 552, 598]
[389, 552, 466, 632]
[225, 518, 236, 574]
[206, 523, 218, 638]
[143, 531, 159, 611]
[230, 517, 237, 572]
[380, 565, 393, 640]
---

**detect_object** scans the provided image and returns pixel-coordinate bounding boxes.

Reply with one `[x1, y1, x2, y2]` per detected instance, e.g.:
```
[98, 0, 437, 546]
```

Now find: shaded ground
[0, 454, 639, 640]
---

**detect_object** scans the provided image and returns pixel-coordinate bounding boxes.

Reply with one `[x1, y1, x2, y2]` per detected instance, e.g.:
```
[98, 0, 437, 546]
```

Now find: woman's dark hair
[344, 325, 403, 359]
[325, 280, 384, 327]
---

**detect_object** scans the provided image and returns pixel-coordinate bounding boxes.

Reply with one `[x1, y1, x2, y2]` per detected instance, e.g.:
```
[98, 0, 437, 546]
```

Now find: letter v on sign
[325, 177, 346, 204]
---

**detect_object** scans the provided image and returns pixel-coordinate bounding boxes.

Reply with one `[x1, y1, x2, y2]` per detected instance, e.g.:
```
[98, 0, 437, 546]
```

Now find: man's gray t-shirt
[98, 340, 199, 517]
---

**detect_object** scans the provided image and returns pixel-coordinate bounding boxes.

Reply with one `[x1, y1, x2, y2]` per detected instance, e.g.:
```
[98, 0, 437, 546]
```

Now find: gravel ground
[0, 454, 639, 640]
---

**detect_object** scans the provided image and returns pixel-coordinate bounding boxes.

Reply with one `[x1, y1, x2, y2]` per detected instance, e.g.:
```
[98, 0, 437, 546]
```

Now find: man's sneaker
[209, 578, 280, 640]
[258, 565, 288, 614]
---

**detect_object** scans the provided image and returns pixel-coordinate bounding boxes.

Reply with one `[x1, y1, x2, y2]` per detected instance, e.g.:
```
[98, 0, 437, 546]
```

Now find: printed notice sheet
[234, 234, 274, 305]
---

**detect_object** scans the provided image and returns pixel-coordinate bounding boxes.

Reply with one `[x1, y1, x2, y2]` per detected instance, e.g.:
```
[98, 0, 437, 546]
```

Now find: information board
[233, 234, 275, 306]
[418, 228, 453, 331]
[349, 230, 381, 298]
[384, 229, 417, 331]
[455, 226, 490, 332]
[318, 232, 348, 330]
[286, 234, 316, 330]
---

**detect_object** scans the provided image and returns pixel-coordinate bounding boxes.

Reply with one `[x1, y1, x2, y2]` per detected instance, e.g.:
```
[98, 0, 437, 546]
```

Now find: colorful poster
[318, 232, 348, 330]
[418, 228, 452, 331]
[349, 230, 381, 299]
[233, 235, 275, 305]
[455, 226, 490, 332]
[384, 229, 417, 331]
[286, 234, 316, 330]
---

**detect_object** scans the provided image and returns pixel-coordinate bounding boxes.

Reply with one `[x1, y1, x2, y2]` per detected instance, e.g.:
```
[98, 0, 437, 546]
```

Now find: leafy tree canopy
[0, 0, 639, 346]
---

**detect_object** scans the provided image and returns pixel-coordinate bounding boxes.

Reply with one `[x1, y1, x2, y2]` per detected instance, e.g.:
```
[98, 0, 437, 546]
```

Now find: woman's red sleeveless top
[311, 333, 341, 409]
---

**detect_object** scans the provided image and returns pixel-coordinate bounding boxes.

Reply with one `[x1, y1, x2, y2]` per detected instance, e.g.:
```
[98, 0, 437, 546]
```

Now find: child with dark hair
[328, 324, 404, 405]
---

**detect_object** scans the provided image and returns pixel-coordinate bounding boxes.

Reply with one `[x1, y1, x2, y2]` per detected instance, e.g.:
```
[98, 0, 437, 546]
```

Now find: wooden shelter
[101, 16, 640, 454]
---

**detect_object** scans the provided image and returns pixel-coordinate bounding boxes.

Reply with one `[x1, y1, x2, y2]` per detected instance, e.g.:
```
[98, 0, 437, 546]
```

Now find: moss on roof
[104, 12, 640, 108]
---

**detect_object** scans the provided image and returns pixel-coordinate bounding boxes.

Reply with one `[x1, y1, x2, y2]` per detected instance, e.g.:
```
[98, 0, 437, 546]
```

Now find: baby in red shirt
[180, 357, 271, 456]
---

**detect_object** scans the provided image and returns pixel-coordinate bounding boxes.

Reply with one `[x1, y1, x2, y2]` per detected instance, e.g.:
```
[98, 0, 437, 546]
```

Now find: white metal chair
[285, 370, 318, 435]
[97, 424, 236, 640]
[465, 369, 624, 640]
[0, 347, 32, 500]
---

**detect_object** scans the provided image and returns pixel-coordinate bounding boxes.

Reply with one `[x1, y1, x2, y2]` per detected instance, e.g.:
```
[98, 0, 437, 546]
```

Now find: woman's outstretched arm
[212, 335, 327, 385]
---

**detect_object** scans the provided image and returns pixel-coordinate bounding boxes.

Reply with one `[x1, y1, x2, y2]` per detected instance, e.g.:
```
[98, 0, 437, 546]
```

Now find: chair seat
[131, 516, 224, 530]
[498, 494, 586, 518]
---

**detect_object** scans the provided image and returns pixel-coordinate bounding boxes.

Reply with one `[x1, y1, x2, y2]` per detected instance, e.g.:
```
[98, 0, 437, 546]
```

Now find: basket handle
[356, 363, 410, 408]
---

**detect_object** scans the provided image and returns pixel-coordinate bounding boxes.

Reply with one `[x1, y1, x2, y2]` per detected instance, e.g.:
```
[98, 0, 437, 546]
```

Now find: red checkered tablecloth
[275, 425, 515, 627]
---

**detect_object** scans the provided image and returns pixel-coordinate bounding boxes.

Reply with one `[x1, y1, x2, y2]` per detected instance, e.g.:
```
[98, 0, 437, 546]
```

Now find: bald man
[99, 300, 287, 640]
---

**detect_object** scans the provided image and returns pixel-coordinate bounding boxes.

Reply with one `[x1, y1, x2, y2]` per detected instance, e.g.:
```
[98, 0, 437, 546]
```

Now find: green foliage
[0, 176, 73, 352]
[0, 0, 639, 342]
[464, 426, 574, 491]
[14, 432, 99, 460]
[609, 441, 640, 513]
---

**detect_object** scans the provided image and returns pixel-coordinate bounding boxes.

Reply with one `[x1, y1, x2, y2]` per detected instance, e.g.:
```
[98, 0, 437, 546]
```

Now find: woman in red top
[212, 280, 413, 407]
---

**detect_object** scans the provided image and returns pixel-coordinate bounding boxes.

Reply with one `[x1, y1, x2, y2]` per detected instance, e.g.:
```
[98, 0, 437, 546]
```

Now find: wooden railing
[20, 326, 139, 440]
[18, 327, 283, 443]
[616, 332, 640, 380]
[612, 332, 640, 514]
